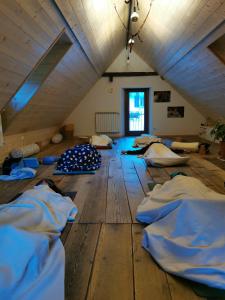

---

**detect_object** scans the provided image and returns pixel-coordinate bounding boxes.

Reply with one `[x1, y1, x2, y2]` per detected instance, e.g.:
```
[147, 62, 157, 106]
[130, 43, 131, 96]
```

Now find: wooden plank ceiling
[0, 0, 126, 135]
[0, 0, 224, 135]
[133, 0, 225, 120]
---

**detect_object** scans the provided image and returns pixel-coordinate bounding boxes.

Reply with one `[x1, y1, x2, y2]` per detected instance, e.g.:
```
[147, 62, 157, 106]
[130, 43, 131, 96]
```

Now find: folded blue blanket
[22, 158, 39, 168]
[0, 167, 36, 181]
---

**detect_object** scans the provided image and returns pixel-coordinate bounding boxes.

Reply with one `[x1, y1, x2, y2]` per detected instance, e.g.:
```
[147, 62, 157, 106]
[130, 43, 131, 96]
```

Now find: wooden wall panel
[54, 0, 127, 73]
[135, 0, 225, 73]
[164, 46, 225, 120]
[0, 0, 102, 135]
[0, 126, 57, 162]
[161, 20, 225, 120]
[5, 42, 98, 134]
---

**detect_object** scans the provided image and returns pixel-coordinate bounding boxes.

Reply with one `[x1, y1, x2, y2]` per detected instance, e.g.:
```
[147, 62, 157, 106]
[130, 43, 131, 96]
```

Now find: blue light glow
[11, 82, 39, 111]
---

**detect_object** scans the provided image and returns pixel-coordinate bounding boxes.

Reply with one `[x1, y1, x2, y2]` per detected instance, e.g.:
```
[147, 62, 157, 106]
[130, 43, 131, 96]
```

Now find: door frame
[124, 88, 149, 136]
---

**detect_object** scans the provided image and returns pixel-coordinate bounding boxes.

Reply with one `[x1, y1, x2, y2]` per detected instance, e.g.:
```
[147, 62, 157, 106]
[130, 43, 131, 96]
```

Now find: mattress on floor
[90, 135, 112, 147]
[136, 175, 225, 289]
[144, 143, 189, 166]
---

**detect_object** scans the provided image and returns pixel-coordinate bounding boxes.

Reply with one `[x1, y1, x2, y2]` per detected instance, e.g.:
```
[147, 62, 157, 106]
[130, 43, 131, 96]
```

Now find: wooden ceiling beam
[102, 71, 158, 82]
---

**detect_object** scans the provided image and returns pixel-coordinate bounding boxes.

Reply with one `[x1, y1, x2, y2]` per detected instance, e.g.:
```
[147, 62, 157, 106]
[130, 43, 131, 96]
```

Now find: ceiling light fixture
[130, 7, 139, 22]
[114, 0, 155, 61]
[128, 38, 135, 45]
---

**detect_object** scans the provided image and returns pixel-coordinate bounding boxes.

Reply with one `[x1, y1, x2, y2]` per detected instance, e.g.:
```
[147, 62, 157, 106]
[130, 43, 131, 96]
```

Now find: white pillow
[51, 133, 63, 144]
[171, 142, 199, 152]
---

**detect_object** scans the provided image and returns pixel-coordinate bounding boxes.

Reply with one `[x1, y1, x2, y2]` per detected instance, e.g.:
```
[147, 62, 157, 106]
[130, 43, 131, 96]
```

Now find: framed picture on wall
[167, 106, 184, 118]
[154, 91, 171, 102]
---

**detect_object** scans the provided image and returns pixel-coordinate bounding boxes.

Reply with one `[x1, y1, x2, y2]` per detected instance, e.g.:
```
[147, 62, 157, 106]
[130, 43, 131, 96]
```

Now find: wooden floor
[0, 137, 225, 300]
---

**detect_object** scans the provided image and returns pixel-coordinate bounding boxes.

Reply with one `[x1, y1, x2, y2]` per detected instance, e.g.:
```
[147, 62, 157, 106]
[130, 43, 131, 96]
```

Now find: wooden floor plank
[166, 274, 206, 300]
[59, 174, 94, 223]
[87, 224, 134, 300]
[164, 164, 195, 178]
[148, 166, 171, 184]
[187, 157, 225, 193]
[121, 156, 146, 223]
[79, 156, 109, 223]
[133, 159, 153, 194]
[65, 224, 101, 300]
[132, 224, 172, 300]
[61, 191, 77, 244]
[106, 157, 131, 223]
[190, 167, 224, 194]
[0, 180, 33, 204]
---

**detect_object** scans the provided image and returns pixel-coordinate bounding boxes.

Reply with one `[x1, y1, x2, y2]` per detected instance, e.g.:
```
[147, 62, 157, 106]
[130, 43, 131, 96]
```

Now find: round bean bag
[57, 144, 101, 172]
[51, 133, 63, 144]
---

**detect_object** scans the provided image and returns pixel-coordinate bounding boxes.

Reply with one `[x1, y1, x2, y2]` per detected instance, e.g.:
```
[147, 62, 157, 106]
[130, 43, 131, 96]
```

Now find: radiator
[95, 112, 120, 133]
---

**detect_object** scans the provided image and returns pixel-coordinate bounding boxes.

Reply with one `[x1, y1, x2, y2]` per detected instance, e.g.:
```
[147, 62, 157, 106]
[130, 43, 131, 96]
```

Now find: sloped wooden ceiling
[54, 0, 128, 74]
[133, 0, 225, 119]
[0, 0, 126, 134]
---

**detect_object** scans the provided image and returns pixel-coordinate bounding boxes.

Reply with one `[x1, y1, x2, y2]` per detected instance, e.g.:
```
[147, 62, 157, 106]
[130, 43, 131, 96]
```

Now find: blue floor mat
[53, 170, 96, 175]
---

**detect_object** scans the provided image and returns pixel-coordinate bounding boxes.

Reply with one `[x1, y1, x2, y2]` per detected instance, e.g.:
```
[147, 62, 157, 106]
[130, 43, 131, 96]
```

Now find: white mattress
[91, 135, 112, 146]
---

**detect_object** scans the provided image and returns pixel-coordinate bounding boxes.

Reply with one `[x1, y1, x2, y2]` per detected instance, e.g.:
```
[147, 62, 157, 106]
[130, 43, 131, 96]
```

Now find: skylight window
[1, 31, 72, 130]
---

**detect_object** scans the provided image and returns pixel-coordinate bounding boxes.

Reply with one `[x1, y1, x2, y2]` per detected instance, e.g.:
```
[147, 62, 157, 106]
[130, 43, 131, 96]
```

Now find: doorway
[124, 88, 149, 136]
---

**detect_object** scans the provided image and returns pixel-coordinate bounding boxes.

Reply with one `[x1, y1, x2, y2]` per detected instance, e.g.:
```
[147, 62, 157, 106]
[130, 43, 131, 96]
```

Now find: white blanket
[136, 176, 225, 289]
[0, 184, 78, 300]
[90, 135, 112, 146]
[144, 143, 189, 166]
[134, 134, 161, 147]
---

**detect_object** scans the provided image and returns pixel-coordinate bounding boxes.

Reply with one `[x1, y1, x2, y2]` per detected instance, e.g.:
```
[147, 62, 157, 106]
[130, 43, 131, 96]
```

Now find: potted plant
[210, 121, 225, 159]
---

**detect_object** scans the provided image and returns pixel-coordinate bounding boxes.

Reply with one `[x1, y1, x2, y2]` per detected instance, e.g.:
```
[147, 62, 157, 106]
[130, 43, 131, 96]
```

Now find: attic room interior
[0, 0, 225, 299]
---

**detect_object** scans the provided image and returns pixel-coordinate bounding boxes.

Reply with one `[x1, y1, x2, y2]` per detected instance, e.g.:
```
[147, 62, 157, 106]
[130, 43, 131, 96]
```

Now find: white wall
[65, 51, 205, 136]
[106, 49, 153, 72]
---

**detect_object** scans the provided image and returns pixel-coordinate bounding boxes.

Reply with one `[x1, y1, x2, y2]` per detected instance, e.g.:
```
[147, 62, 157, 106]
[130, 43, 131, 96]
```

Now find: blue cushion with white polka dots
[56, 144, 101, 172]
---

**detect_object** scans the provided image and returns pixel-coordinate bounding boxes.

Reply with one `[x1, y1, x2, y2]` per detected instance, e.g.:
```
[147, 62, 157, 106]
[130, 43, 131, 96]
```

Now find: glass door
[124, 88, 149, 136]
